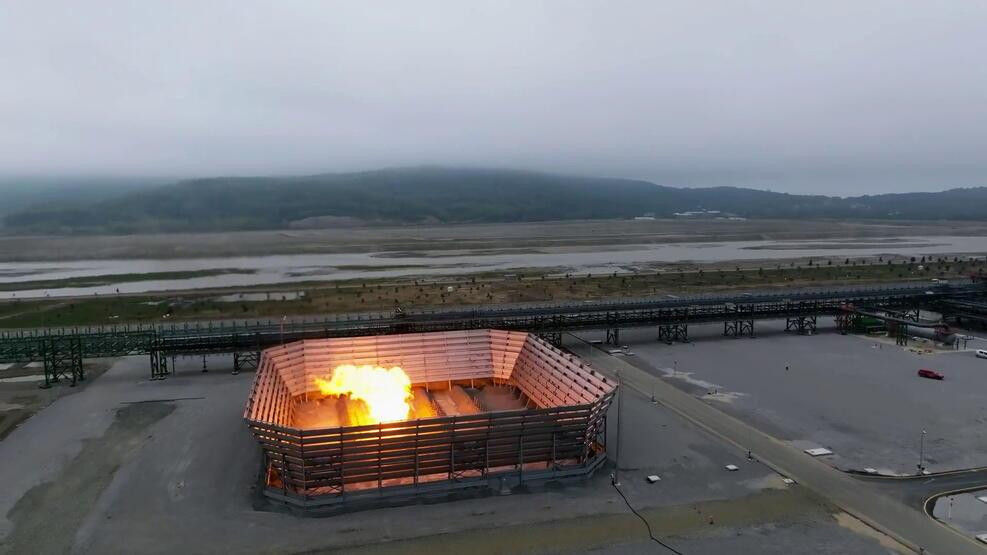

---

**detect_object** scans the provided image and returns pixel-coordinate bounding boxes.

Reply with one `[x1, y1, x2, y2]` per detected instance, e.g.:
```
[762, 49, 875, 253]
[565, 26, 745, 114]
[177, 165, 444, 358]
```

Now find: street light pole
[280, 315, 286, 345]
[613, 369, 623, 487]
[918, 429, 927, 473]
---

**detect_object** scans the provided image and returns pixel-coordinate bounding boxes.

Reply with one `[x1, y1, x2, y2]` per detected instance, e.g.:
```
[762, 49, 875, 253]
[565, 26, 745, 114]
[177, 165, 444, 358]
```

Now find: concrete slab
[0, 351, 906, 554]
[586, 320, 987, 474]
[578, 512, 903, 555]
[934, 489, 987, 539]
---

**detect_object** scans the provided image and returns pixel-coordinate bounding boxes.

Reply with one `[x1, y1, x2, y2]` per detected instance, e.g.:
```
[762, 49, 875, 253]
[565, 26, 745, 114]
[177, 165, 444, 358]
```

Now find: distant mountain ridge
[4, 167, 987, 233]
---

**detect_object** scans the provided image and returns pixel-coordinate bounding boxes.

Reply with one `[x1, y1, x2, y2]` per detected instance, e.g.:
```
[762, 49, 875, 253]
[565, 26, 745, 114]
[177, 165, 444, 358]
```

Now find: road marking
[568, 335, 983, 554]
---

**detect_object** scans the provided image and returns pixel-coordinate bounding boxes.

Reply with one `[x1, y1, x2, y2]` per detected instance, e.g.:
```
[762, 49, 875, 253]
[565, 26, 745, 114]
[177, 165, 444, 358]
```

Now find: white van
[976, 350, 987, 360]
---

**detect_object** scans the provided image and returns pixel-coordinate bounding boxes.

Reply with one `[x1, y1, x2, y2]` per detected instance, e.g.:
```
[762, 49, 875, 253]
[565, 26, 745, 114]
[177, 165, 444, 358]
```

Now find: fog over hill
[4, 167, 987, 234]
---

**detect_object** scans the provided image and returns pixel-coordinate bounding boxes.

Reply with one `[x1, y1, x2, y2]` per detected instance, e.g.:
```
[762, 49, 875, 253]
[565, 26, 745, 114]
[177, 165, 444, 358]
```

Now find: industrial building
[244, 329, 615, 511]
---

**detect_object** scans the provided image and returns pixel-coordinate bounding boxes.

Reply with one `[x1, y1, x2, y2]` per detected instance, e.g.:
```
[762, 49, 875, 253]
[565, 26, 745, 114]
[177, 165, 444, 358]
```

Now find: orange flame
[314, 364, 412, 424]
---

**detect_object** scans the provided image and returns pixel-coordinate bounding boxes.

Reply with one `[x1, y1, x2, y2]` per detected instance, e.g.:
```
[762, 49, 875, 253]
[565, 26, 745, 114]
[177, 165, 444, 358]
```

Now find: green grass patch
[0, 259, 980, 328]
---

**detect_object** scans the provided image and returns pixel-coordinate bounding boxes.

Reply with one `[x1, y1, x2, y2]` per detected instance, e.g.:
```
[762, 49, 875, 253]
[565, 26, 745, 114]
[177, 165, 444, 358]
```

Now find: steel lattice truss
[244, 329, 615, 508]
[0, 282, 983, 385]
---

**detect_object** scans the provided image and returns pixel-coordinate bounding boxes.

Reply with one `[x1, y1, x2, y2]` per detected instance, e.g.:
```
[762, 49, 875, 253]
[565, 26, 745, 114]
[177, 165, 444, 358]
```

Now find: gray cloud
[2, 0, 986, 194]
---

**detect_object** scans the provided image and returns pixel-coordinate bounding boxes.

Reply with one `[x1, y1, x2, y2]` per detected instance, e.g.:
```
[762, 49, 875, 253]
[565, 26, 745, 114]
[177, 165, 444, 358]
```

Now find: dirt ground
[2, 255, 980, 329]
[0, 361, 111, 440]
[2, 402, 175, 554]
[2, 218, 987, 261]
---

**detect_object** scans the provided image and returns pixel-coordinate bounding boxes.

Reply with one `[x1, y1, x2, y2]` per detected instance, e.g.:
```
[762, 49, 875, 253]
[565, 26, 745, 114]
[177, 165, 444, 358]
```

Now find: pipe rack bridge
[1, 282, 984, 386]
[937, 298, 987, 328]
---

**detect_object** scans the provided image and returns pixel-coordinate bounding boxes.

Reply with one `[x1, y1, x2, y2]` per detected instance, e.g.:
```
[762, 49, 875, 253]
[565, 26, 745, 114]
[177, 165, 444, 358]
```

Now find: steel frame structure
[40, 336, 84, 387]
[834, 312, 862, 335]
[786, 314, 818, 334]
[233, 351, 261, 375]
[723, 319, 755, 338]
[605, 328, 620, 345]
[243, 329, 615, 510]
[0, 282, 984, 383]
[938, 299, 987, 328]
[658, 323, 690, 343]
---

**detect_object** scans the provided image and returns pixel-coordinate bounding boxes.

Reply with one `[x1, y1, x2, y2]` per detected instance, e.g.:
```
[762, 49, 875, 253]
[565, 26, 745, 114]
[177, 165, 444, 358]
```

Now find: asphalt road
[565, 335, 986, 554]
[860, 468, 987, 513]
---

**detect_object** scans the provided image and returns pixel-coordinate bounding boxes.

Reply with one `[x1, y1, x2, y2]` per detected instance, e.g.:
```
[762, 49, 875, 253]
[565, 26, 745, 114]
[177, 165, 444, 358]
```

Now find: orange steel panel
[243, 329, 614, 499]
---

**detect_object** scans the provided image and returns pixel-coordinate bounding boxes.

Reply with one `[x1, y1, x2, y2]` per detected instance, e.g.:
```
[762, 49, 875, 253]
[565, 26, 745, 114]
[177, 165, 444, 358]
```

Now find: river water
[1, 235, 984, 299]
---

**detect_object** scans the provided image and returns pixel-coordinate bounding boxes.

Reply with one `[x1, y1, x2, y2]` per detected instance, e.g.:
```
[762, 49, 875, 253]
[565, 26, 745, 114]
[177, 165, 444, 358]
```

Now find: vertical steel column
[281, 451, 291, 497]
[69, 337, 83, 385]
[551, 431, 557, 470]
[606, 328, 620, 345]
[414, 421, 420, 487]
[835, 312, 851, 334]
[896, 323, 909, 346]
[539, 331, 563, 347]
[40, 339, 54, 389]
[299, 429, 307, 500]
[449, 416, 456, 481]
[658, 323, 689, 343]
[339, 428, 345, 495]
[518, 427, 525, 485]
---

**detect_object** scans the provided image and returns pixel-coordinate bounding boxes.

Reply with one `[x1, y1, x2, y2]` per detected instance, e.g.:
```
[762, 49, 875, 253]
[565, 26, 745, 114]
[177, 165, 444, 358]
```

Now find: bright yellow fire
[314, 364, 412, 424]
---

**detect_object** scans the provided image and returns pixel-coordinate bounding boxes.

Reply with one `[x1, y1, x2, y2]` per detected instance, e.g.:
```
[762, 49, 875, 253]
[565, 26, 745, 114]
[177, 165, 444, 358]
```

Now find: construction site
[8, 1, 987, 550]
[3, 281, 987, 553]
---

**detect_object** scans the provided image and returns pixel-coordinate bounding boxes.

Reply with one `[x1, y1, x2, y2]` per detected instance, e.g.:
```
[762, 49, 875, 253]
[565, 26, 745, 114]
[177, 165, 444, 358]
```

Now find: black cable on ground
[611, 480, 684, 555]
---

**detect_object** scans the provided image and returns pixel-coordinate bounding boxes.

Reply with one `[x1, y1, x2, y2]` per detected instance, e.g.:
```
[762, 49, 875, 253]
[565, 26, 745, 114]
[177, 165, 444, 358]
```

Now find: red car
[918, 369, 944, 380]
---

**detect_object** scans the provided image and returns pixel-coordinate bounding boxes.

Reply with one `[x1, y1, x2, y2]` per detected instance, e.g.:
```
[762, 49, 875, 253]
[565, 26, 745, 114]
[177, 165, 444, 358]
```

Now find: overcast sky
[2, 1, 987, 195]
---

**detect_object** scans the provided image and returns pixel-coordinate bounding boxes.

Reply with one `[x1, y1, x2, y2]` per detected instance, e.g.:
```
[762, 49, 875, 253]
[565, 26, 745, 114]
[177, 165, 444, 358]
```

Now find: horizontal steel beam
[0, 282, 983, 364]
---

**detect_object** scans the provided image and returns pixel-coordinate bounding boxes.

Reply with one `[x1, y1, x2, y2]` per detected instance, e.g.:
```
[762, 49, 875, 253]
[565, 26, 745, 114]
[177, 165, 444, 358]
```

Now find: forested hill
[4, 167, 987, 233]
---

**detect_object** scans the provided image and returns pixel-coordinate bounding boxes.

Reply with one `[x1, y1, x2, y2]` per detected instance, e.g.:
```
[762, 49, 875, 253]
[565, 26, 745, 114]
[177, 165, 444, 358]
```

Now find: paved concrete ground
[569, 336, 978, 554]
[0, 360, 112, 441]
[933, 489, 987, 540]
[858, 469, 987, 546]
[0, 353, 903, 554]
[584, 514, 905, 555]
[584, 320, 987, 475]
